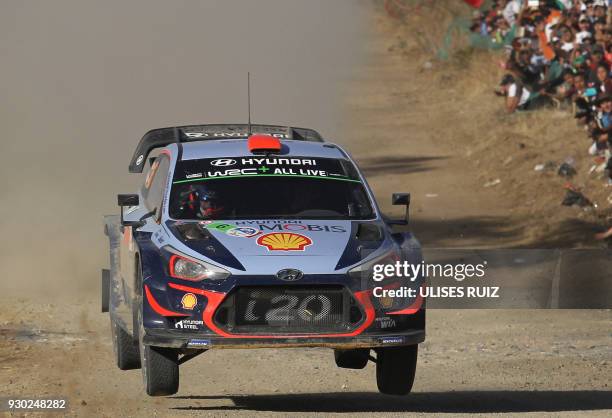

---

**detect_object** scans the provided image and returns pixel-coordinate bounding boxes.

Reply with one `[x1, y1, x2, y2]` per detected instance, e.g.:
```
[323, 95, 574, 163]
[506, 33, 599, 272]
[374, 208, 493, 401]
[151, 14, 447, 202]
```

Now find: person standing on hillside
[590, 94, 612, 155]
[498, 73, 533, 112]
[572, 71, 595, 124]
[576, 15, 594, 44]
[595, 62, 612, 93]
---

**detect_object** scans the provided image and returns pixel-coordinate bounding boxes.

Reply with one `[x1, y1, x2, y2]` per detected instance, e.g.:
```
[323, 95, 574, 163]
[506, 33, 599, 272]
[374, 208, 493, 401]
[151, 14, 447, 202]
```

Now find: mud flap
[102, 269, 110, 313]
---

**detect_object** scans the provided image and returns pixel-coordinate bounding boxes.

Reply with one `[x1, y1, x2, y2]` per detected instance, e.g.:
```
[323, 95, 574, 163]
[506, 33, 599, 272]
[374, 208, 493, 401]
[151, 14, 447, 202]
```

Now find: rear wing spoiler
[128, 124, 324, 173]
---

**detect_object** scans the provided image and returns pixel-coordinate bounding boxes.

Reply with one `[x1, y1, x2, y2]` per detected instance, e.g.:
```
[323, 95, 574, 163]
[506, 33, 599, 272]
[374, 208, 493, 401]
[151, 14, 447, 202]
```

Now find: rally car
[102, 124, 425, 396]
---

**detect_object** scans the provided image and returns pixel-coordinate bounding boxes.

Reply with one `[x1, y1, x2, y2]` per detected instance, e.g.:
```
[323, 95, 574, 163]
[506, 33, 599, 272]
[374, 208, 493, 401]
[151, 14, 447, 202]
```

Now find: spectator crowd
[471, 0, 612, 186]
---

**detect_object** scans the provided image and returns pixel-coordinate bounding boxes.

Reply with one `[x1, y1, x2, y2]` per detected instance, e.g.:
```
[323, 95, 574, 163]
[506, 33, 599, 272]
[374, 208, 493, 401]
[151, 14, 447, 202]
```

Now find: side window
[141, 155, 170, 218]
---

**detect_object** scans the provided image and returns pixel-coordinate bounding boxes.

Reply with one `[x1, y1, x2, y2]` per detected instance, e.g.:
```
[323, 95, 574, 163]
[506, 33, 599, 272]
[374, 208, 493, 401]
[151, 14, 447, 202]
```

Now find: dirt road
[1, 3, 610, 417]
[1, 303, 610, 417]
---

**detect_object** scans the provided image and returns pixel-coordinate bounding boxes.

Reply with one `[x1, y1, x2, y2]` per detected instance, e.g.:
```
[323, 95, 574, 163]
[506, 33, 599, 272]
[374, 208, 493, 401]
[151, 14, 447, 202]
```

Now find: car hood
[167, 219, 385, 274]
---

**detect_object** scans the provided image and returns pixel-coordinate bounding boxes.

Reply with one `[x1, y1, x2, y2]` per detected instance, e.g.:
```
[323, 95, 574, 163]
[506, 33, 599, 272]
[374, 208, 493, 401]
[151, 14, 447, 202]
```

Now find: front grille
[214, 285, 364, 334]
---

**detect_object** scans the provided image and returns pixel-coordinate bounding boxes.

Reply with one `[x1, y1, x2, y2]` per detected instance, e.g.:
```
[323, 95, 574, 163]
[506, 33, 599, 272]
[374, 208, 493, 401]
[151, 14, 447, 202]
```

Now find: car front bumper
[144, 328, 426, 350]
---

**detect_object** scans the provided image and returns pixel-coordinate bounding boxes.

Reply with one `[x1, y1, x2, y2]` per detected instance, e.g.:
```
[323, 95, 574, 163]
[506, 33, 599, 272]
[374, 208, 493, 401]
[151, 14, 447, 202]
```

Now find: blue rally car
[102, 124, 425, 396]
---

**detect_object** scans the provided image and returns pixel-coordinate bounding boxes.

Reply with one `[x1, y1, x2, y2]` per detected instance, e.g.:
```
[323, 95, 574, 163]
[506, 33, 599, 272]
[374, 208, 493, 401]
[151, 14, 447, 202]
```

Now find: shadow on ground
[359, 155, 448, 177]
[409, 216, 525, 247]
[171, 391, 612, 413]
[524, 218, 610, 248]
[404, 216, 608, 249]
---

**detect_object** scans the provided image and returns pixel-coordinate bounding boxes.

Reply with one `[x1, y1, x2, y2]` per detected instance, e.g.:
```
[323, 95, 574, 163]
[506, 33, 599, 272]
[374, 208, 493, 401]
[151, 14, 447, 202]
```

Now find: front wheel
[375, 345, 418, 395]
[137, 304, 179, 396]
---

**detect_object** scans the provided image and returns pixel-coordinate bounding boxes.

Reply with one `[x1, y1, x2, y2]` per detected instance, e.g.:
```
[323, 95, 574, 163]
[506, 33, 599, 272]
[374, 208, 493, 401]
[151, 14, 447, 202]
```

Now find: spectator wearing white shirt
[576, 16, 593, 44]
[556, 25, 576, 52]
[499, 74, 532, 113]
[503, 0, 523, 27]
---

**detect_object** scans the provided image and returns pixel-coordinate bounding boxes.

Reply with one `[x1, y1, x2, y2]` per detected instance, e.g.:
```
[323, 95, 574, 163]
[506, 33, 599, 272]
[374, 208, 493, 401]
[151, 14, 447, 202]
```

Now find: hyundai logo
[210, 158, 237, 167]
[276, 269, 303, 282]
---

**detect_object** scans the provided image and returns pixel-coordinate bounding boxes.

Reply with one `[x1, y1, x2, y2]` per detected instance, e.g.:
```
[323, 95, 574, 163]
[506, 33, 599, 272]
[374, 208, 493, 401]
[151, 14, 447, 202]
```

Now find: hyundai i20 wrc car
[102, 124, 425, 396]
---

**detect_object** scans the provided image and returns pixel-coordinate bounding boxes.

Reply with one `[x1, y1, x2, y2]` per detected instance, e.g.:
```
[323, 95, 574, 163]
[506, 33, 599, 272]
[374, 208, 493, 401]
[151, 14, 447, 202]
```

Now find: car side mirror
[117, 194, 144, 228]
[392, 193, 410, 206]
[118, 194, 139, 207]
[390, 192, 410, 226]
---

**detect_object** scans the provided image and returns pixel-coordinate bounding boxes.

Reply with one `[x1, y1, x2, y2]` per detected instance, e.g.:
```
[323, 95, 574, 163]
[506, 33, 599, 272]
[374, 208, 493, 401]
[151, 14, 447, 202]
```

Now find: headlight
[348, 249, 400, 281]
[168, 253, 230, 281]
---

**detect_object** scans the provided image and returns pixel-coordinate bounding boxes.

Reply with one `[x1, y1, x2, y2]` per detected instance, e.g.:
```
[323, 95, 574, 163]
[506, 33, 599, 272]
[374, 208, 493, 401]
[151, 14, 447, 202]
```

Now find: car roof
[178, 139, 348, 161]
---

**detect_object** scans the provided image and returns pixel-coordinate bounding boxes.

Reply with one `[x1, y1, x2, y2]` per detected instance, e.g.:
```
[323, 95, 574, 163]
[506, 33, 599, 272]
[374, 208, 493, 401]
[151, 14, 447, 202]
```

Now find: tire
[137, 306, 179, 396]
[375, 345, 418, 395]
[110, 318, 141, 370]
[334, 349, 370, 369]
[101, 269, 110, 313]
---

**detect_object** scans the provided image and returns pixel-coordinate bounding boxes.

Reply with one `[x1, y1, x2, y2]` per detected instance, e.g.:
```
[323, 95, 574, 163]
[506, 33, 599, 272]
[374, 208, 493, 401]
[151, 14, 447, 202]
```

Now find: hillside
[346, 0, 612, 248]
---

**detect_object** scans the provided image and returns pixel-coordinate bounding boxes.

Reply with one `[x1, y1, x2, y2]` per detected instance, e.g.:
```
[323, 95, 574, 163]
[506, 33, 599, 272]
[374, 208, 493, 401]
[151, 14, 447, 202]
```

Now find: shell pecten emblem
[256, 232, 313, 251]
[181, 293, 197, 310]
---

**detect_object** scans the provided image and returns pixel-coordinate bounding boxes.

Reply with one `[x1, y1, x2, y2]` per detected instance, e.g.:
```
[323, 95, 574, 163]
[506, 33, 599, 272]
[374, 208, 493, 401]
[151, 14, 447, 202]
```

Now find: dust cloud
[0, 0, 369, 297]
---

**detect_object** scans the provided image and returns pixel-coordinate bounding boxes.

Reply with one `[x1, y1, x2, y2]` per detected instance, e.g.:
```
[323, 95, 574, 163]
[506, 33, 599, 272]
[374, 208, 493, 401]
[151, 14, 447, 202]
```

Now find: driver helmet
[182, 185, 224, 218]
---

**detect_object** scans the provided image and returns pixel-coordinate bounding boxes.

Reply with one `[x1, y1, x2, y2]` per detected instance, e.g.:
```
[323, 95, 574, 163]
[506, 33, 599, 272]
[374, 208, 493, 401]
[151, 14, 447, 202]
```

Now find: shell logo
[181, 293, 197, 310]
[256, 233, 312, 251]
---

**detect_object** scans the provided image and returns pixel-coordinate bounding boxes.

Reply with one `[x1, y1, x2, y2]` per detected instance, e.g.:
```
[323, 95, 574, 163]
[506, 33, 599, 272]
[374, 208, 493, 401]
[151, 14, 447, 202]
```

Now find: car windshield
[168, 156, 375, 220]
